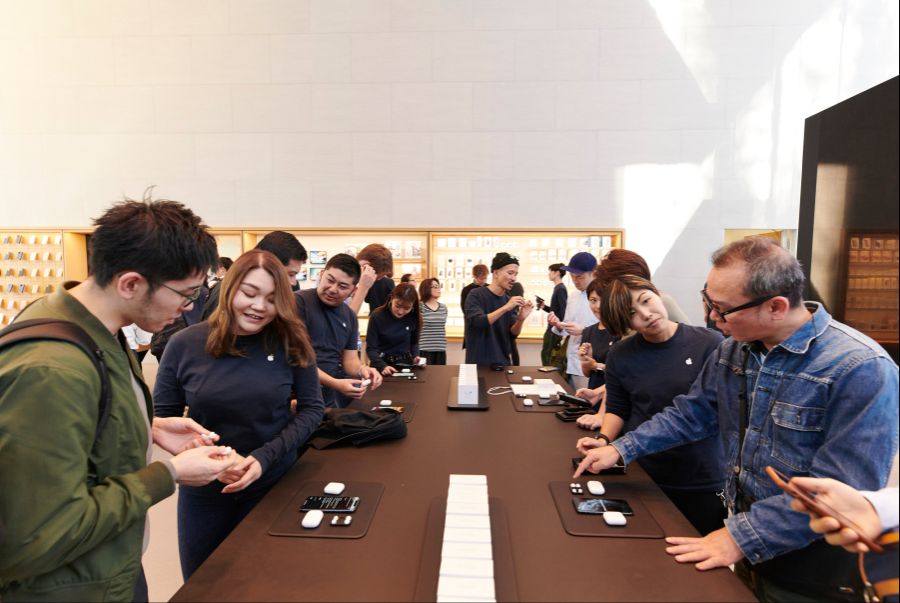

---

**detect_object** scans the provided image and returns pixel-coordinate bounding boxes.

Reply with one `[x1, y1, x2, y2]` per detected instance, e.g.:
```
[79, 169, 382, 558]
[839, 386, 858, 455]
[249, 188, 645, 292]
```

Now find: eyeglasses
[701, 289, 785, 323]
[431, 284, 442, 289]
[157, 282, 202, 307]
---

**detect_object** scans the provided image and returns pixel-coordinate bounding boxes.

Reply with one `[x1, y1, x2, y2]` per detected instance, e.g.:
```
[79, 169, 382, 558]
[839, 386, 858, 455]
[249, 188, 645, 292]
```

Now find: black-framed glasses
[701, 289, 785, 323]
[157, 282, 202, 307]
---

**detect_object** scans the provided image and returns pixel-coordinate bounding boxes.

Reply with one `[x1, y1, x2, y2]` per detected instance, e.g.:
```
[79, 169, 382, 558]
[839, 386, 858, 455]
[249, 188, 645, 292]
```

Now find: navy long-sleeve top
[463, 286, 516, 366]
[549, 282, 568, 317]
[153, 322, 324, 490]
[581, 323, 618, 389]
[605, 323, 724, 492]
[365, 308, 419, 371]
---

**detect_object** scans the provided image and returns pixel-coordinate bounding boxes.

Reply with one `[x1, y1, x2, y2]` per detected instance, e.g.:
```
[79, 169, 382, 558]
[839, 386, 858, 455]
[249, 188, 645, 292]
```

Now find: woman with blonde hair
[154, 249, 324, 579]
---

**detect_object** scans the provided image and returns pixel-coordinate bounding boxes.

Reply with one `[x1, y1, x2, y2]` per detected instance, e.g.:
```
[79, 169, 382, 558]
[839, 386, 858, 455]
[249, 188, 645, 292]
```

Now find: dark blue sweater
[605, 324, 725, 492]
[365, 308, 420, 370]
[153, 322, 324, 491]
[463, 286, 516, 366]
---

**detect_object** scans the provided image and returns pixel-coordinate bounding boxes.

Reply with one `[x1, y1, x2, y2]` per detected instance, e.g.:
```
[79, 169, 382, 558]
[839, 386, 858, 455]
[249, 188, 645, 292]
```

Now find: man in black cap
[463, 252, 534, 366]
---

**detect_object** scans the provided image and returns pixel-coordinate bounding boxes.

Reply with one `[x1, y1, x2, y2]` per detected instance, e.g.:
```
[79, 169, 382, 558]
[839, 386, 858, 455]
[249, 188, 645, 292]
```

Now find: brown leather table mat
[413, 496, 519, 602]
[171, 365, 755, 602]
[268, 481, 384, 539]
[548, 481, 664, 539]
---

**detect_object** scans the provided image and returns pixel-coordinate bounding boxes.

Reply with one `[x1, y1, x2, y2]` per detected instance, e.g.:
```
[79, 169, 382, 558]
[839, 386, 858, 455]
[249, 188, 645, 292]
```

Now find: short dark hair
[600, 275, 660, 339]
[218, 257, 233, 271]
[89, 195, 217, 288]
[357, 243, 393, 276]
[549, 263, 566, 277]
[400, 273, 414, 283]
[324, 253, 361, 284]
[255, 231, 307, 265]
[472, 264, 489, 279]
[593, 249, 651, 288]
[711, 237, 805, 308]
[585, 278, 604, 298]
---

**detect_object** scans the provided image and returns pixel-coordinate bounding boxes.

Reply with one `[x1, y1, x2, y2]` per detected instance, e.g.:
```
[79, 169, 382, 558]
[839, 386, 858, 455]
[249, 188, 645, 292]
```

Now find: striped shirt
[419, 302, 448, 352]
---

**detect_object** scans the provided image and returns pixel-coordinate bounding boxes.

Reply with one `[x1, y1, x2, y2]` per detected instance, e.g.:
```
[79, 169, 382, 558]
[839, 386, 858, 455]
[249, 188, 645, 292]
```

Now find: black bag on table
[308, 408, 407, 450]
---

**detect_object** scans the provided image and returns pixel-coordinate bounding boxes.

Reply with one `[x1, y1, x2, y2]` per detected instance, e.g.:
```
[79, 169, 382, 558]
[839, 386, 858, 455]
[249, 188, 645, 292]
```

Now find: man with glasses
[575, 236, 898, 602]
[296, 253, 382, 408]
[1, 197, 238, 602]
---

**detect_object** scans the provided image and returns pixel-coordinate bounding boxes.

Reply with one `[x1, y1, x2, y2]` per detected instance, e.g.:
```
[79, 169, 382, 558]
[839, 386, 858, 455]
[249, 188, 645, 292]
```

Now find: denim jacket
[613, 303, 899, 564]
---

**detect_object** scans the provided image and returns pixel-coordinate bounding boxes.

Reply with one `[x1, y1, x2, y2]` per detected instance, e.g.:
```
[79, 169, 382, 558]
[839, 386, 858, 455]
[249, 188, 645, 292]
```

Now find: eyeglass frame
[700, 289, 787, 323]
[155, 281, 203, 307]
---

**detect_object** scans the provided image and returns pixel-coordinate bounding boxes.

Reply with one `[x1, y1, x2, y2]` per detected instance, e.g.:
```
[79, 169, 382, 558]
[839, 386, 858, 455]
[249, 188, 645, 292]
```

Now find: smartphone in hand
[765, 466, 882, 553]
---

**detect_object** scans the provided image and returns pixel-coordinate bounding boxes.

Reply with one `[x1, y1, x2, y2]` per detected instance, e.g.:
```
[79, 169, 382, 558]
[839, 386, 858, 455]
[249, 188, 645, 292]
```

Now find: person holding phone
[547, 252, 598, 388]
[574, 237, 898, 602]
[538, 263, 568, 366]
[572, 278, 619, 431]
[296, 254, 383, 407]
[366, 283, 422, 375]
[787, 478, 898, 551]
[154, 250, 325, 579]
[575, 275, 725, 535]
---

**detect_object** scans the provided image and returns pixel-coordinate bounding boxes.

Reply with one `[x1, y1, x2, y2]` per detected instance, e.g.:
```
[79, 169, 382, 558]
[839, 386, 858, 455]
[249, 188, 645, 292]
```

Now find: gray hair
[711, 237, 805, 307]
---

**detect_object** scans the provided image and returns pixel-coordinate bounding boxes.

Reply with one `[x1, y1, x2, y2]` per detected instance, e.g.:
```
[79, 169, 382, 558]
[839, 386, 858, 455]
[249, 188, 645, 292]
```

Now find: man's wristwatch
[594, 433, 610, 445]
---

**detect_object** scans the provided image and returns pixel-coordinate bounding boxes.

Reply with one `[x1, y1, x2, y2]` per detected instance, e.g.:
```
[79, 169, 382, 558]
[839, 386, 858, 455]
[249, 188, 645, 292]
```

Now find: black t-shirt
[295, 288, 359, 379]
[549, 282, 568, 317]
[581, 323, 617, 389]
[365, 308, 420, 370]
[365, 277, 395, 313]
[605, 324, 725, 492]
[463, 286, 516, 366]
[460, 282, 481, 311]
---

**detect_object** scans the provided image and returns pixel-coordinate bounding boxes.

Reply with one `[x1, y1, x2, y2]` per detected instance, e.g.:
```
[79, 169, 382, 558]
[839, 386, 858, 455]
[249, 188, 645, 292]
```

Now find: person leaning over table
[571, 277, 619, 431]
[154, 250, 325, 580]
[366, 282, 422, 375]
[0, 196, 237, 602]
[575, 274, 725, 535]
[463, 252, 533, 366]
[349, 243, 394, 315]
[547, 251, 598, 388]
[575, 236, 899, 603]
[296, 253, 382, 408]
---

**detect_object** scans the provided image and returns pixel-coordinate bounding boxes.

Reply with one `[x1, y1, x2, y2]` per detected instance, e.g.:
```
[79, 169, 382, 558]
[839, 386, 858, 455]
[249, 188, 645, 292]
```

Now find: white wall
[1, 0, 898, 323]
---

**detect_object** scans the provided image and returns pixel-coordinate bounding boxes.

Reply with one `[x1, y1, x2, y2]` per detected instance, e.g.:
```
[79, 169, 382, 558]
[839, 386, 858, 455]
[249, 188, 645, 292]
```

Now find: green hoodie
[0, 290, 175, 602]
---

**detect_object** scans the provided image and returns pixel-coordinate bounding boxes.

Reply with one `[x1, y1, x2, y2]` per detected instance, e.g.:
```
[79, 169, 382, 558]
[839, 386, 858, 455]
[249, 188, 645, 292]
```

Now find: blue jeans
[177, 482, 271, 580]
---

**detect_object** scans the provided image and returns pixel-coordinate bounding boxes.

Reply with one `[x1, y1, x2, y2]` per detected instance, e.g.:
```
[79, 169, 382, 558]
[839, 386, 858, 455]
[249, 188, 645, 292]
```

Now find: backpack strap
[0, 318, 111, 448]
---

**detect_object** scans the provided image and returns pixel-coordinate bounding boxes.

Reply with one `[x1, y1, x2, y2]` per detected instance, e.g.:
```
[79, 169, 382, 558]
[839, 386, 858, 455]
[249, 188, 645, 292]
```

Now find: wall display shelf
[842, 231, 899, 345]
[430, 231, 622, 339]
[0, 231, 88, 326]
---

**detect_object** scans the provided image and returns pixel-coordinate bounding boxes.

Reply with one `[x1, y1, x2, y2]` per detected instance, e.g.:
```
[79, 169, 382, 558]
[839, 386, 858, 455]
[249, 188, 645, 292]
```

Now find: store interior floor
[142, 341, 543, 601]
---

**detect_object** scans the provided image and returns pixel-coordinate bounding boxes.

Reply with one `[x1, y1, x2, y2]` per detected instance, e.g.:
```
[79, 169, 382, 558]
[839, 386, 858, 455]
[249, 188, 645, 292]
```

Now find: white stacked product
[457, 364, 479, 405]
[437, 474, 495, 603]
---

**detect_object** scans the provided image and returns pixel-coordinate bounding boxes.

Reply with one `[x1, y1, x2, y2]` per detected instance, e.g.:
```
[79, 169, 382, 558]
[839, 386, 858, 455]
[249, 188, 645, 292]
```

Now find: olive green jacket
[0, 291, 175, 602]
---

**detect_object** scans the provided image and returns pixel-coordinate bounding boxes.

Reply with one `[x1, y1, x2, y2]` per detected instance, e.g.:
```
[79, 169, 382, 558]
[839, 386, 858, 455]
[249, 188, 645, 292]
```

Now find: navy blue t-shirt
[605, 324, 725, 492]
[154, 322, 324, 492]
[549, 282, 568, 318]
[464, 286, 516, 366]
[581, 323, 617, 389]
[295, 288, 358, 379]
[365, 308, 420, 370]
[365, 277, 395, 313]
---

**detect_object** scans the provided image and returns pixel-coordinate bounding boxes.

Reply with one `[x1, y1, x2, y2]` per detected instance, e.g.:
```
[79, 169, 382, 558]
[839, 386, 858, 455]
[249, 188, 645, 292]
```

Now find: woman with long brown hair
[365, 282, 422, 375]
[154, 249, 324, 579]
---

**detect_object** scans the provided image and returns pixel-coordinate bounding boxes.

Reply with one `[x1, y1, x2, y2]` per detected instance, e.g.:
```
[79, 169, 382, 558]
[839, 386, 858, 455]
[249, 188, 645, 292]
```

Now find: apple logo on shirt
[685, 358, 693, 365]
